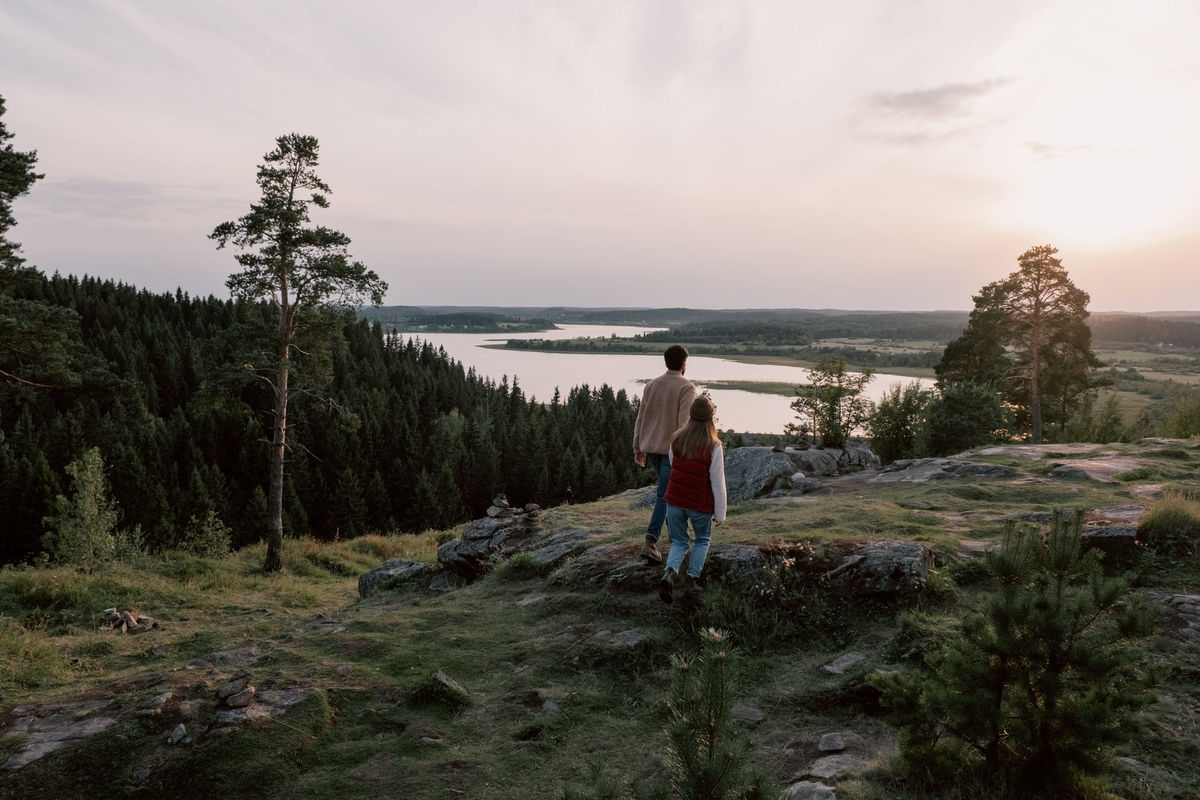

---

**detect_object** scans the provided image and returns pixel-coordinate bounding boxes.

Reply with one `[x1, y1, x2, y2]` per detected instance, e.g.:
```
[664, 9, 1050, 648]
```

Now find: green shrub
[178, 511, 231, 557]
[873, 511, 1158, 797]
[919, 383, 1009, 456]
[494, 551, 544, 580]
[1163, 395, 1200, 437]
[1138, 490, 1200, 555]
[0, 617, 67, 690]
[41, 448, 119, 570]
[869, 381, 935, 464]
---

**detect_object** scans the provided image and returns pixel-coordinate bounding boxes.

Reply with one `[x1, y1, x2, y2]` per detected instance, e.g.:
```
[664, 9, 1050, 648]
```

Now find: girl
[658, 396, 727, 604]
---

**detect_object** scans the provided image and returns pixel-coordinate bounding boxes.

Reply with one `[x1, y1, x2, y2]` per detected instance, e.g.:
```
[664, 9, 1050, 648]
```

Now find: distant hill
[361, 306, 1200, 350]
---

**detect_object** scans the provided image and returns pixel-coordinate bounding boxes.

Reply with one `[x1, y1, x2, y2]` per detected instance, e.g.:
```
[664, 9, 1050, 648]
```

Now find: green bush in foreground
[873, 511, 1157, 798]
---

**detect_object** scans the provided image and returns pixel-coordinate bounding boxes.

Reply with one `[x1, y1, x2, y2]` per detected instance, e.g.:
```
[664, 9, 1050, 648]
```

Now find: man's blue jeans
[665, 504, 713, 578]
[646, 453, 671, 541]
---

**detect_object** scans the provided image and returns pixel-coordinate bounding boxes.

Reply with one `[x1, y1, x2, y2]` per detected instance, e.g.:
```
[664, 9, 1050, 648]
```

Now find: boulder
[437, 514, 540, 578]
[789, 472, 824, 493]
[526, 529, 595, 566]
[1080, 526, 1139, 557]
[788, 445, 880, 476]
[818, 733, 846, 752]
[358, 558, 428, 598]
[827, 541, 932, 595]
[724, 448, 797, 503]
[822, 652, 867, 674]
[704, 544, 769, 584]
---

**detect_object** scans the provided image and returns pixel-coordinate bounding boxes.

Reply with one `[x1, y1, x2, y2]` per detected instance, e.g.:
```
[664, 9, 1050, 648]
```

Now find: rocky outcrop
[826, 541, 932, 595]
[1152, 593, 1200, 645]
[358, 558, 428, 597]
[436, 510, 542, 578]
[870, 458, 1018, 483]
[787, 446, 880, 476]
[724, 445, 880, 504]
[1, 701, 119, 770]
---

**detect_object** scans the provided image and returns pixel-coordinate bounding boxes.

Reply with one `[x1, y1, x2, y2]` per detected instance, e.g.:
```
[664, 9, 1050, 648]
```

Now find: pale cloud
[869, 79, 1012, 120]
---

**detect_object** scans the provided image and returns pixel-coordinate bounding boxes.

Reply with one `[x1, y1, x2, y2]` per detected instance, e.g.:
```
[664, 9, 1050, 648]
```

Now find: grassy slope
[1, 442, 1199, 799]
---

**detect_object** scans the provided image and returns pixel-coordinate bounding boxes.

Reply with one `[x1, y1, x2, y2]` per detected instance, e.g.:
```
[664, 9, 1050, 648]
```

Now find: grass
[2, 443, 1200, 798]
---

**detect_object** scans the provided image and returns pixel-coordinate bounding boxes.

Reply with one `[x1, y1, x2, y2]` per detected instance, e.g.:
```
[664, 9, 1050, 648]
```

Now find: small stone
[167, 723, 187, 745]
[731, 705, 764, 728]
[805, 753, 864, 780]
[224, 686, 256, 708]
[781, 781, 835, 800]
[542, 699, 561, 713]
[217, 675, 252, 699]
[818, 733, 845, 752]
[611, 629, 648, 648]
[822, 652, 867, 674]
[337, 663, 353, 675]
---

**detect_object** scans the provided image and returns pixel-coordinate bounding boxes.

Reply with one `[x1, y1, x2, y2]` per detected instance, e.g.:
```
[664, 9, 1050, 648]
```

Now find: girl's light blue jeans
[664, 504, 713, 578]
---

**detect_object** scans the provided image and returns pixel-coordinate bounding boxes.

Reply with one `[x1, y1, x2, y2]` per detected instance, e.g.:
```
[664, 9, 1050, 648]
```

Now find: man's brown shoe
[640, 537, 663, 564]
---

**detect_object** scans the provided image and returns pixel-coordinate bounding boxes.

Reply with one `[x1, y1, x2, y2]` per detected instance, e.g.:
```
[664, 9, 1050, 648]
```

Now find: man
[632, 344, 697, 563]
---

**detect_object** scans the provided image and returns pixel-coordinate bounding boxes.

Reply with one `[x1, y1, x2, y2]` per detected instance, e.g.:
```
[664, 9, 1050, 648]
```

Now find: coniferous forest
[0, 272, 642, 564]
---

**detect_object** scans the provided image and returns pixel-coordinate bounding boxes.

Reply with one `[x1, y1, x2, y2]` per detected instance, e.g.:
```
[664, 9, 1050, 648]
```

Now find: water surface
[398, 325, 933, 434]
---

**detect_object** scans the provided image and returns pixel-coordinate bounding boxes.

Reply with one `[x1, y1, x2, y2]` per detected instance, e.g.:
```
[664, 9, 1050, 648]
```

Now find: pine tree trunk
[264, 331, 289, 572]
[1030, 319, 1043, 444]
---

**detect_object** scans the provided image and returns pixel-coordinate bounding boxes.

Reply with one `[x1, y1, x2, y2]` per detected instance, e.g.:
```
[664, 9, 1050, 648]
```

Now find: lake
[396, 325, 933, 434]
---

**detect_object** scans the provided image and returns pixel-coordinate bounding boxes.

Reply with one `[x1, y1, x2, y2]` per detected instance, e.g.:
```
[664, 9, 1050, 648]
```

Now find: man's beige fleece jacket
[632, 369, 697, 457]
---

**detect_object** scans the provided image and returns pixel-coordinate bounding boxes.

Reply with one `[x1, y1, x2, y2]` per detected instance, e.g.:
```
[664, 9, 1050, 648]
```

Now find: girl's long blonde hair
[671, 396, 720, 460]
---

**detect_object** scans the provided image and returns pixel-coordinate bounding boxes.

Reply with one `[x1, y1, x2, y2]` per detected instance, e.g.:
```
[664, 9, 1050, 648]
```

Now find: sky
[2, 0, 1198, 312]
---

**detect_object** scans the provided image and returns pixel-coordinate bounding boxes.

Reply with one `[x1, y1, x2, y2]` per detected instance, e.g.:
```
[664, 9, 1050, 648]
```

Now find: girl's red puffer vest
[663, 446, 714, 514]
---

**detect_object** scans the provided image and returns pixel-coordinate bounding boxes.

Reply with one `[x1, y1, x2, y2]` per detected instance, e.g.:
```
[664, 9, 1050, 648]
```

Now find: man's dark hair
[664, 344, 689, 371]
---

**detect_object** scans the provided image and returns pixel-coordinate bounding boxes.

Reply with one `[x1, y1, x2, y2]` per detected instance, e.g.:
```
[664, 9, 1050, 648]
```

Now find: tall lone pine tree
[212, 134, 387, 571]
[938, 245, 1098, 443]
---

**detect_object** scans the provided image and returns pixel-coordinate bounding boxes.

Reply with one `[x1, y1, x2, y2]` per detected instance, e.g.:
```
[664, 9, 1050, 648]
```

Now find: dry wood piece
[99, 607, 158, 634]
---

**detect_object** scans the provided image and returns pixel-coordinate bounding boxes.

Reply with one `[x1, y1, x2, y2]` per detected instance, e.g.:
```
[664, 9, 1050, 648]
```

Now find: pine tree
[211, 133, 387, 571]
[875, 511, 1157, 795]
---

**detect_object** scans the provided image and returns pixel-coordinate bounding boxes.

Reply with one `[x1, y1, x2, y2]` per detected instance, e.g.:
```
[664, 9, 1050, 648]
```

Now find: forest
[0, 273, 644, 565]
